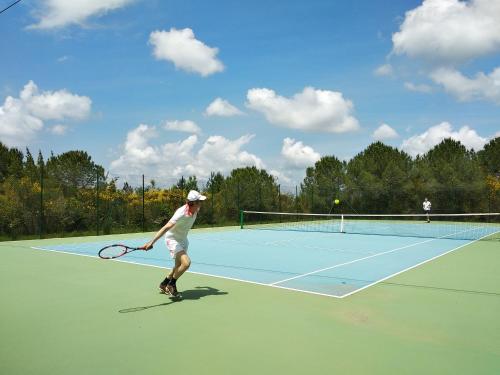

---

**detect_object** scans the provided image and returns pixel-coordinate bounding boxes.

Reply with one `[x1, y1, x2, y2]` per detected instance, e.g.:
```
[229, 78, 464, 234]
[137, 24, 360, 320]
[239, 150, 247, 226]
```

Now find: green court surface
[1, 230, 499, 375]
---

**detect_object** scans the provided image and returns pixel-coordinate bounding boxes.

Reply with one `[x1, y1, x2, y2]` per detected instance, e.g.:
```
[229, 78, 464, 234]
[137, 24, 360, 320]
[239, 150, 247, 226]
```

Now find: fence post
[211, 182, 214, 226]
[39, 165, 44, 239]
[180, 175, 185, 206]
[258, 183, 262, 211]
[237, 180, 240, 217]
[278, 184, 281, 213]
[295, 185, 298, 213]
[96, 172, 99, 236]
[142, 174, 145, 232]
[310, 185, 314, 213]
[278, 184, 282, 223]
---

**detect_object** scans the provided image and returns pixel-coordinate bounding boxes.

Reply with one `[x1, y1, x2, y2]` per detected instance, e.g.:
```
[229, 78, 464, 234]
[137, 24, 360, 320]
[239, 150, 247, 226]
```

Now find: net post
[340, 214, 344, 233]
[240, 210, 244, 229]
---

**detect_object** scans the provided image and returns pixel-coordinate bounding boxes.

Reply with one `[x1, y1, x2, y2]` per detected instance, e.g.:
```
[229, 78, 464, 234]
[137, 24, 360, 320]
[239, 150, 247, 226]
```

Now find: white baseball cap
[187, 190, 207, 202]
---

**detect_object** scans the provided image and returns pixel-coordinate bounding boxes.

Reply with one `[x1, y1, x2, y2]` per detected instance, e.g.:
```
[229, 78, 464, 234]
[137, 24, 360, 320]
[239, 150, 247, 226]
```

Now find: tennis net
[240, 211, 500, 241]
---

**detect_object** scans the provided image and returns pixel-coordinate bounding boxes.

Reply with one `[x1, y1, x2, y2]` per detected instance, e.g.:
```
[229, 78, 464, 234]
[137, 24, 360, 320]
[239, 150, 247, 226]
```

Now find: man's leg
[160, 249, 183, 293]
[172, 251, 191, 279]
[167, 251, 191, 296]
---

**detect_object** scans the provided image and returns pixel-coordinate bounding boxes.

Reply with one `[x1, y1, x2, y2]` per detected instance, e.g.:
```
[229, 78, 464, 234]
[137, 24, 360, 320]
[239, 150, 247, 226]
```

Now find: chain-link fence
[1, 171, 499, 241]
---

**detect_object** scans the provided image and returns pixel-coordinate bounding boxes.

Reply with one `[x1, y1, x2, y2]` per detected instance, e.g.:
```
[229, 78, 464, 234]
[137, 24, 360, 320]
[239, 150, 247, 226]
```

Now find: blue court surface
[31, 226, 486, 298]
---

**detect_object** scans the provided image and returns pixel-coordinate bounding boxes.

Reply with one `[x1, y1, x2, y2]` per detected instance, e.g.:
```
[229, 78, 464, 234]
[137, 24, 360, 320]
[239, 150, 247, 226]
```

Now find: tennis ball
[334, 199, 340, 204]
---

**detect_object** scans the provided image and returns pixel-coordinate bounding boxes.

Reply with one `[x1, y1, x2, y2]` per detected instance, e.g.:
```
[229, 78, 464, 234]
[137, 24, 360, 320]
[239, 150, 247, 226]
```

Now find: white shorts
[165, 238, 188, 259]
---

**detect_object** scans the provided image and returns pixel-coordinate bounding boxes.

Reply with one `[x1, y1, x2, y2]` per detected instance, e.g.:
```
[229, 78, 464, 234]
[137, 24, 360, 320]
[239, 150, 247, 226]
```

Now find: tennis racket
[98, 244, 148, 259]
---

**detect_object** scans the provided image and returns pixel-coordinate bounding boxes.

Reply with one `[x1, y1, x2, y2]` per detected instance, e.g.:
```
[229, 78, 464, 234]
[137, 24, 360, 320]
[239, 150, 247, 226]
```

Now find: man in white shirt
[143, 190, 207, 297]
[423, 198, 431, 223]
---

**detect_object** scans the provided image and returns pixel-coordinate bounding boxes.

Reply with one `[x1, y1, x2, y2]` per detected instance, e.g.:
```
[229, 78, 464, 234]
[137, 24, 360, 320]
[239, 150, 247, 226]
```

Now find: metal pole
[96, 172, 99, 236]
[211, 182, 214, 226]
[258, 183, 262, 211]
[39, 165, 44, 239]
[278, 184, 282, 223]
[310, 185, 314, 213]
[237, 180, 240, 217]
[295, 185, 298, 212]
[142, 174, 145, 232]
[181, 175, 185, 206]
[278, 184, 281, 212]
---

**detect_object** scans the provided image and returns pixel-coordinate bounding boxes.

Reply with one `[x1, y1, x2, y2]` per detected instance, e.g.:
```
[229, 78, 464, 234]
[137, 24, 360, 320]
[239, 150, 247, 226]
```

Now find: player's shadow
[181, 286, 228, 300]
[118, 286, 228, 313]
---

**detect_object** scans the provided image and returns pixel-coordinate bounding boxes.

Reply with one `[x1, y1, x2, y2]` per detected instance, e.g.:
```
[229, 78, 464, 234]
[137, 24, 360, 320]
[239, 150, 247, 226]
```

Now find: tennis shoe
[167, 284, 179, 297]
[159, 283, 171, 295]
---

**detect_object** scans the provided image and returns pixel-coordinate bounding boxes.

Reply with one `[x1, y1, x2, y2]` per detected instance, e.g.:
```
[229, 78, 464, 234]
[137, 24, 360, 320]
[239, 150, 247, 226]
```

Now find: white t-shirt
[164, 204, 197, 242]
[423, 200, 431, 211]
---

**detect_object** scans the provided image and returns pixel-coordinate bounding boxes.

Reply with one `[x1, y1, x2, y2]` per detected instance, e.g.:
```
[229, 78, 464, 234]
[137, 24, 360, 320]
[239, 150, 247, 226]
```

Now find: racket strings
[100, 245, 127, 258]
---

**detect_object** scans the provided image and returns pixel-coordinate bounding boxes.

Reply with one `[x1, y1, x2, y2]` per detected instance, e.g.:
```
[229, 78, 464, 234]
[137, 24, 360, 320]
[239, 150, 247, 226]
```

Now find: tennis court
[1, 217, 500, 374]
[29, 219, 497, 298]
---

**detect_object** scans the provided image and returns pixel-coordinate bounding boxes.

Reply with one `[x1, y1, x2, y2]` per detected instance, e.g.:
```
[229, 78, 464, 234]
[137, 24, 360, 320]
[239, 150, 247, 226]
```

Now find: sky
[1, 0, 499, 188]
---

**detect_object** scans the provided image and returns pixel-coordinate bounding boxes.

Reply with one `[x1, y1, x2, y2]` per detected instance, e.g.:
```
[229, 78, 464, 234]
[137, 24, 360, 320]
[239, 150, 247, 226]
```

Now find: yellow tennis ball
[334, 199, 340, 205]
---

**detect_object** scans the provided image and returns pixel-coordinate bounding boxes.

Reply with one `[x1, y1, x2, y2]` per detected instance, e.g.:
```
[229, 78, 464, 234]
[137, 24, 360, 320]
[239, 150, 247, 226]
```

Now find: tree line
[0, 137, 499, 239]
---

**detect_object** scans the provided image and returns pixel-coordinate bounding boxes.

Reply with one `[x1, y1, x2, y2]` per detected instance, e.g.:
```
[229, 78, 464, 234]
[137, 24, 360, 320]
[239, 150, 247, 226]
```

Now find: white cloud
[149, 28, 224, 77]
[110, 125, 263, 179]
[0, 81, 91, 148]
[0, 97, 43, 148]
[373, 124, 399, 140]
[392, 0, 500, 64]
[204, 98, 243, 117]
[21, 81, 91, 120]
[50, 124, 68, 135]
[404, 82, 433, 93]
[164, 120, 201, 134]
[374, 64, 394, 77]
[120, 124, 162, 166]
[430, 67, 500, 104]
[187, 135, 264, 177]
[246, 87, 360, 133]
[28, 0, 136, 29]
[281, 138, 321, 169]
[269, 169, 292, 185]
[401, 121, 488, 156]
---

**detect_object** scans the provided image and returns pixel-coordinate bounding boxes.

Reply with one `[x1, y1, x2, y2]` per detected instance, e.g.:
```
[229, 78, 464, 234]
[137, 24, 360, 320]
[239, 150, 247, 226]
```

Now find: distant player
[423, 198, 431, 223]
[143, 190, 207, 297]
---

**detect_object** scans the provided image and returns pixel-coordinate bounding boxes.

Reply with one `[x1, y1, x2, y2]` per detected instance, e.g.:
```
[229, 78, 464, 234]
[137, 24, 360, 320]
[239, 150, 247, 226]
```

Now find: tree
[185, 176, 198, 191]
[346, 142, 412, 213]
[122, 182, 133, 194]
[24, 148, 38, 181]
[206, 172, 224, 193]
[45, 150, 105, 196]
[301, 156, 345, 213]
[421, 138, 487, 212]
[478, 137, 500, 175]
[175, 176, 186, 190]
[222, 167, 279, 216]
[0, 142, 23, 183]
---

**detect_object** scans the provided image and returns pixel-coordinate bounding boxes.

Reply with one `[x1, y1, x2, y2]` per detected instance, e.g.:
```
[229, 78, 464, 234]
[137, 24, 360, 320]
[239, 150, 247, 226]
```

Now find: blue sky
[1, 0, 499, 187]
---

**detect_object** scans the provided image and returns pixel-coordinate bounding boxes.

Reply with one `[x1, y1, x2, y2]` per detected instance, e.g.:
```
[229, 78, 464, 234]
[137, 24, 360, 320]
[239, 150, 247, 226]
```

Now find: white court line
[269, 225, 488, 287]
[30, 245, 343, 298]
[269, 237, 438, 286]
[338, 230, 496, 299]
[30, 226, 497, 299]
